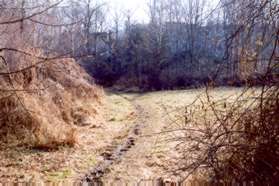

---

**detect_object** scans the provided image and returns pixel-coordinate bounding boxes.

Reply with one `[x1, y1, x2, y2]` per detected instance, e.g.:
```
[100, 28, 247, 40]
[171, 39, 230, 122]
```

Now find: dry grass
[0, 49, 103, 149]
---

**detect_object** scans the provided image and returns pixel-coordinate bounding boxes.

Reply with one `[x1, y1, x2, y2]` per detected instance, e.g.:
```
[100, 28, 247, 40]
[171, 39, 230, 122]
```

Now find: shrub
[167, 86, 279, 184]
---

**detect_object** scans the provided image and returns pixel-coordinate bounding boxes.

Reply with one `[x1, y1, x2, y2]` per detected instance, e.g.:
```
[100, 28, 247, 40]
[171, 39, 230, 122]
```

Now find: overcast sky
[106, 0, 220, 23]
[106, 0, 149, 23]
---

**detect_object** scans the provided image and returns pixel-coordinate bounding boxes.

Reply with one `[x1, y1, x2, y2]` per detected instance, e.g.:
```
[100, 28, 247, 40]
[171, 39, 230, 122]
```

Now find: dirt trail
[103, 97, 166, 181]
[84, 92, 170, 182]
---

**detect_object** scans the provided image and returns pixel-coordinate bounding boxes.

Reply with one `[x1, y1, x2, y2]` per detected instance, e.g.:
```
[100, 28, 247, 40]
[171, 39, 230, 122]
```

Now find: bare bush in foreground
[165, 86, 277, 183]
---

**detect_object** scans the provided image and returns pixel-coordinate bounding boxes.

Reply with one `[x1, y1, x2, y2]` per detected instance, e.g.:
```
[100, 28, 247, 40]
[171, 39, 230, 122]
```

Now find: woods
[2, 0, 274, 90]
[72, 0, 278, 90]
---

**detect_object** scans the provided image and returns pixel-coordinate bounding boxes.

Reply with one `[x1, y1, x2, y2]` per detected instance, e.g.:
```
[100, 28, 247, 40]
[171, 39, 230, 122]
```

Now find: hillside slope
[0, 52, 103, 148]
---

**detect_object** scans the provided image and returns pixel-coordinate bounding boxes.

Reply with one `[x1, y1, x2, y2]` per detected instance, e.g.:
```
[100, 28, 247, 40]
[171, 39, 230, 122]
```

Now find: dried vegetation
[0, 49, 103, 149]
[163, 85, 279, 184]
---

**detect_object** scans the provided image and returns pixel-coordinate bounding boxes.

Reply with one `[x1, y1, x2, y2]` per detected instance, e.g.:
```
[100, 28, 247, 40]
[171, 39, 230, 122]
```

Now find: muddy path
[83, 93, 170, 182]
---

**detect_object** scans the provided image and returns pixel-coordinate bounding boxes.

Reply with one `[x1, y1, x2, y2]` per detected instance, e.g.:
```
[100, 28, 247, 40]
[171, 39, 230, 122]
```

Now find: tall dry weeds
[0, 49, 103, 149]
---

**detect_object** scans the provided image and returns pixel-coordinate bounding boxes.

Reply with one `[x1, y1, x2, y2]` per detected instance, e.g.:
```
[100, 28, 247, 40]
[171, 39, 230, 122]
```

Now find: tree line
[0, 0, 277, 91]
[50, 0, 277, 90]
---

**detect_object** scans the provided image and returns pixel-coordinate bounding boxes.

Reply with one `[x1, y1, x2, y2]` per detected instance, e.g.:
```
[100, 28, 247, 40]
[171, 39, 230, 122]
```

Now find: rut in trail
[100, 97, 171, 181]
[83, 100, 149, 182]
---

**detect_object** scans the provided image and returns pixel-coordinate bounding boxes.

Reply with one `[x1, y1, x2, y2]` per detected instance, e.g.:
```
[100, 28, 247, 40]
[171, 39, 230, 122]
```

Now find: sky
[106, 0, 220, 23]
[106, 0, 150, 23]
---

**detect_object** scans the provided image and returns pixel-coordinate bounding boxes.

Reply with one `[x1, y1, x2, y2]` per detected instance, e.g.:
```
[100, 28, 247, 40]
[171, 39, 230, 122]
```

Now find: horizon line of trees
[0, 0, 277, 91]
[58, 0, 277, 90]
